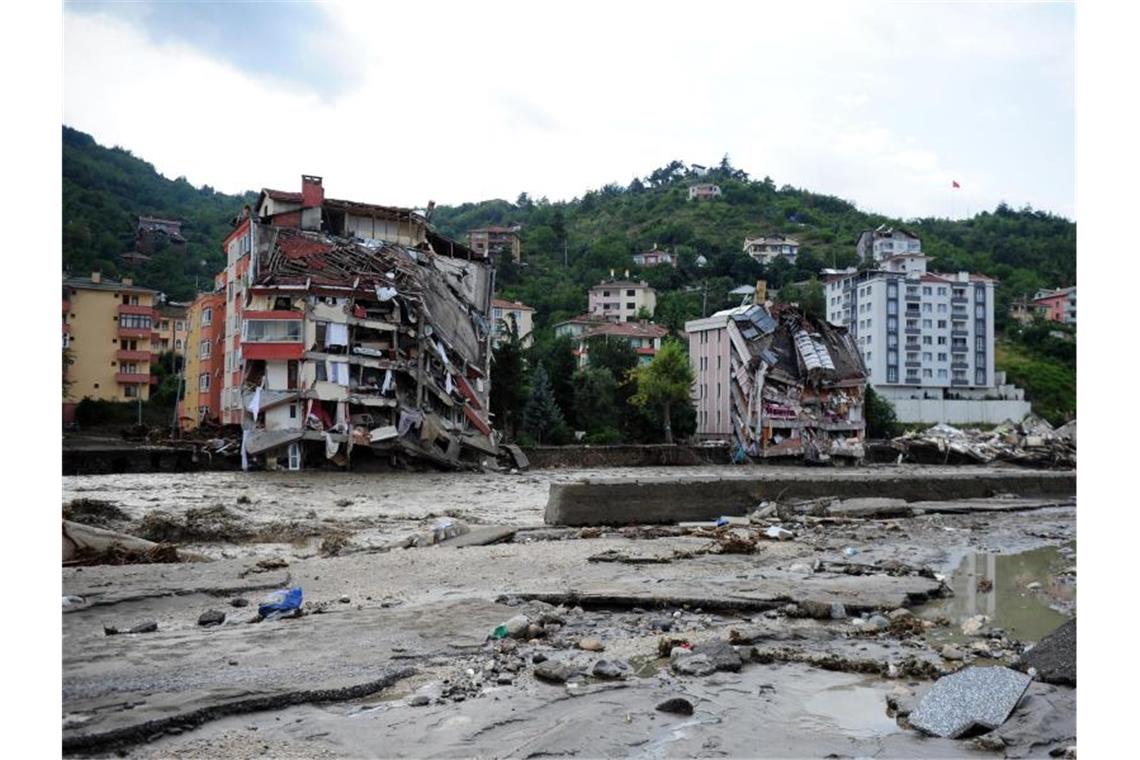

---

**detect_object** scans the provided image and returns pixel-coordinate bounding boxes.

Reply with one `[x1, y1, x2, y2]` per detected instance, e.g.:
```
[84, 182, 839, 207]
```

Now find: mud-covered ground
[62, 467, 1076, 758]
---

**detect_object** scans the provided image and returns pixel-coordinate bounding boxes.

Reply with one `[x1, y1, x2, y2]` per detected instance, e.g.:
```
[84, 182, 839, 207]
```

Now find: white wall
[889, 398, 1032, 425]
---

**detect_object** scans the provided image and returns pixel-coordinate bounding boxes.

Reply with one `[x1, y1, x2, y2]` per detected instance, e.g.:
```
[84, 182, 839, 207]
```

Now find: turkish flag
[952, 180, 961, 188]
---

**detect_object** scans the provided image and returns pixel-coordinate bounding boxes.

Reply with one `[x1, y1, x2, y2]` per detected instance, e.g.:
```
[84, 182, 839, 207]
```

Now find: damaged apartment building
[686, 304, 867, 463]
[189, 175, 496, 471]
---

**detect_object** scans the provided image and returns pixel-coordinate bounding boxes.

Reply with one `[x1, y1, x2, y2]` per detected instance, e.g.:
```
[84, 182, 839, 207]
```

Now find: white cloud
[63, 1, 1073, 219]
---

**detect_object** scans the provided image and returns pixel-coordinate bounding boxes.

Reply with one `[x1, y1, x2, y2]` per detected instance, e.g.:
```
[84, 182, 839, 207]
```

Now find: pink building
[685, 312, 734, 440]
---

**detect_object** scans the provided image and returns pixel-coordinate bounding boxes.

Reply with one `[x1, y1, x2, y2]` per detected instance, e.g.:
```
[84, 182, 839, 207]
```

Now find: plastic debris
[258, 587, 303, 619]
[843, 547, 859, 557]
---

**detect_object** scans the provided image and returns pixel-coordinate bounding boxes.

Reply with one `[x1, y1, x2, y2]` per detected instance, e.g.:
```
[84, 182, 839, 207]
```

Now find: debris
[690, 640, 743, 672]
[104, 621, 158, 636]
[764, 526, 795, 541]
[843, 547, 859, 557]
[258, 587, 303, 619]
[63, 499, 129, 528]
[908, 666, 1033, 739]
[940, 644, 965, 661]
[891, 416, 1075, 469]
[656, 697, 694, 716]
[63, 520, 191, 566]
[671, 652, 717, 677]
[62, 595, 85, 609]
[977, 578, 994, 593]
[1015, 618, 1075, 686]
[240, 557, 289, 577]
[409, 695, 430, 707]
[198, 610, 226, 627]
[230, 598, 250, 608]
[504, 615, 530, 639]
[961, 615, 989, 636]
[828, 498, 913, 519]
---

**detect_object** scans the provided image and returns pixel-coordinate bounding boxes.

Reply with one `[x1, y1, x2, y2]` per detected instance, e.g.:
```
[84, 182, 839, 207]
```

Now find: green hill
[62, 126, 257, 301]
[61, 131, 1074, 336]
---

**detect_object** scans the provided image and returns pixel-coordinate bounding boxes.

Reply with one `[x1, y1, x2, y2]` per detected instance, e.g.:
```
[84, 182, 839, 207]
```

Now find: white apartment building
[587, 279, 657, 322]
[743, 234, 800, 265]
[688, 183, 722, 201]
[856, 226, 923, 264]
[826, 257, 996, 394]
[491, 298, 535, 348]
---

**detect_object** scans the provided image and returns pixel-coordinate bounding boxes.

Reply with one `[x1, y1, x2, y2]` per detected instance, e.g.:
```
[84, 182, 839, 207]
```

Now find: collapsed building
[189, 175, 497, 471]
[687, 304, 867, 463]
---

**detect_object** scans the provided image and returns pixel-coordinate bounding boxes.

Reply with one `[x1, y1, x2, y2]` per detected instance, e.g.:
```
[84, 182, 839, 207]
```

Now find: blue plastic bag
[258, 587, 303, 618]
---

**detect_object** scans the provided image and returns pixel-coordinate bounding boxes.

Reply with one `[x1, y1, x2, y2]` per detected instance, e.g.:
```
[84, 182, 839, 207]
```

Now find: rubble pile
[890, 415, 1075, 468]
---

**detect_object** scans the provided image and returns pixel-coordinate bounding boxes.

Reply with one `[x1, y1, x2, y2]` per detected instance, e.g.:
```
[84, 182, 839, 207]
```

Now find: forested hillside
[430, 158, 1075, 335]
[62, 126, 256, 301]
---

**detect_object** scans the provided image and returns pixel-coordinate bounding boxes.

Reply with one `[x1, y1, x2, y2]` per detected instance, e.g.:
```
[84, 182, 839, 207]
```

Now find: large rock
[828, 497, 913, 519]
[691, 640, 743, 672]
[534, 660, 583, 684]
[671, 653, 717, 677]
[1017, 618, 1075, 686]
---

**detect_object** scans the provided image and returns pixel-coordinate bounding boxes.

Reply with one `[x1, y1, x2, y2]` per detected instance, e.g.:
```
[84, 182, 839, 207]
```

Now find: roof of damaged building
[581, 321, 669, 340]
[729, 304, 865, 387]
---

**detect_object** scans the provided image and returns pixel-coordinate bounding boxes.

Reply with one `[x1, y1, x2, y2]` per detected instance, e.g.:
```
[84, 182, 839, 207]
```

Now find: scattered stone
[230, 598, 250, 608]
[1027, 582, 1043, 590]
[128, 621, 158, 634]
[592, 660, 624, 679]
[198, 610, 226, 627]
[691, 640, 743, 672]
[941, 644, 965, 661]
[830, 603, 847, 620]
[671, 653, 717, 677]
[862, 615, 890, 633]
[656, 697, 694, 716]
[496, 675, 513, 686]
[577, 637, 605, 652]
[338, 595, 351, 604]
[961, 615, 990, 636]
[531, 652, 547, 664]
[764, 526, 794, 541]
[888, 608, 912, 621]
[505, 615, 530, 639]
[534, 660, 582, 684]
[409, 695, 430, 706]
[787, 563, 813, 575]
[908, 666, 1032, 738]
[1016, 618, 1075, 686]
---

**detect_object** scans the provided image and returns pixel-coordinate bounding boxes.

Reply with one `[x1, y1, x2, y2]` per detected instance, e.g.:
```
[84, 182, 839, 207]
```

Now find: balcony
[951, 379, 969, 387]
[904, 327, 921, 335]
[951, 361, 968, 370]
[905, 361, 922, 368]
[118, 304, 156, 317]
[951, 296, 968, 305]
[115, 372, 151, 384]
[118, 326, 151, 339]
[951, 329, 968, 338]
[116, 349, 150, 362]
[904, 293, 921, 302]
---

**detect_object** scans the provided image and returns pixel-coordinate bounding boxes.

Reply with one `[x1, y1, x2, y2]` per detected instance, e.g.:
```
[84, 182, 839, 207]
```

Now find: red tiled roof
[263, 188, 303, 203]
[492, 298, 534, 311]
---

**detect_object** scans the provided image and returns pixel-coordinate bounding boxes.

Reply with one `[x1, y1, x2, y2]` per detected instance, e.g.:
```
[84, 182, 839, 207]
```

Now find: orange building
[178, 291, 227, 427]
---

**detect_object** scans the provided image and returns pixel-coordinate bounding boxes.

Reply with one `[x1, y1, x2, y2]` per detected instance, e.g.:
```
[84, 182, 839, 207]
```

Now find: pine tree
[522, 365, 568, 445]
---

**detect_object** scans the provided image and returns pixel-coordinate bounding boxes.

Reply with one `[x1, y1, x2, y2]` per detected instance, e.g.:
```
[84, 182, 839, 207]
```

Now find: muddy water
[919, 544, 1075, 644]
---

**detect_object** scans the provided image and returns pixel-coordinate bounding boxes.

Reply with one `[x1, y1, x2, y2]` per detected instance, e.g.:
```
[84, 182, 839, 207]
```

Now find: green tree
[571, 367, 620, 437]
[777, 279, 825, 320]
[864, 386, 901, 439]
[522, 365, 569, 444]
[630, 338, 695, 444]
[490, 320, 526, 439]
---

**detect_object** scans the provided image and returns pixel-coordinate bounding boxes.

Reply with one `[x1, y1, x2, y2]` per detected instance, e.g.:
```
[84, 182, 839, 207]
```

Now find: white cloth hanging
[325, 322, 349, 347]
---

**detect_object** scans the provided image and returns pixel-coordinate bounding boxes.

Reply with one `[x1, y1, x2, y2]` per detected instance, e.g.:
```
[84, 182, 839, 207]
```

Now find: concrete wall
[887, 397, 1033, 425]
[523, 445, 729, 469]
[545, 469, 1075, 526]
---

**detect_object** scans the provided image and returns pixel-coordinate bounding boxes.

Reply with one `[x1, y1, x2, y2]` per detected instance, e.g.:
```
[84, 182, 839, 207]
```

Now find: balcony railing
[118, 326, 151, 339]
[118, 304, 156, 317]
[951, 296, 968, 305]
[905, 361, 922, 368]
[951, 329, 968, 337]
[115, 372, 150, 384]
[951, 379, 969, 387]
[951, 361, 968, 370]
[116, 349, 150, 362]
[904, 327, 921, 335]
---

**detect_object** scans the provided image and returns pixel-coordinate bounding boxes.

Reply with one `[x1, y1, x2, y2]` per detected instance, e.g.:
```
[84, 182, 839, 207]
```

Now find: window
[938, 369, 948, 378]
[199, 373, 210, 391]
[119, 314, 152, 330]
[922, 303, 932, 313]
[938, 352, 947, 361]
[923, 352, 932, 361]
[922, 319, 932, 328]
[887, 366, 898, 382]
[976, 304, 985, 318]
[906, 352, 919, 361]
[287, 442, 302, 471]
[976, 370, 986, 386]
[937, 336, 947, 345]
[887, 334, 898, 347]
[243, 319, 302, 342]
[937, 320, 947, 328]
[922, 286, 932, 296]
[922, 336, 932, 345]
[202, 307, 213, 326]
[975, 337, 986, 350]
[887, 301, 897, 314]
[177, 321, 186, 332]
[937, 304, 947, 313]
[887, 317, 897, 331]
[626, 302, 635, 310]
[976, 352, 986, 366]
[626, 290, 635, 297]
[937, 287, 947, 296]
[289, 404, 298, 420]
[200, 340, 211, 359]
[124, 385, 139, 398]
[923, 369, 932, 378]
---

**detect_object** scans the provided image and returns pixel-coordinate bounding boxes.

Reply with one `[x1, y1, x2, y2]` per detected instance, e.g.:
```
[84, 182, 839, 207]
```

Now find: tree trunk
[663, 401, 673, 444]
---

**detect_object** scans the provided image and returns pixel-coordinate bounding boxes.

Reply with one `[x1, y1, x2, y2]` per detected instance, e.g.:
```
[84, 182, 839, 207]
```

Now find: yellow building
[154, 302, 190, 356]
[64, 273, 158, 403]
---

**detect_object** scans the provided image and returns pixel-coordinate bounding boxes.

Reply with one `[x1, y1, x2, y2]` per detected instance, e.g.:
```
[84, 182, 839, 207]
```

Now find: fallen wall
[886, 398, 1033, 425]
[544, 468, 1076, 526]
[522, 444, 728, 469]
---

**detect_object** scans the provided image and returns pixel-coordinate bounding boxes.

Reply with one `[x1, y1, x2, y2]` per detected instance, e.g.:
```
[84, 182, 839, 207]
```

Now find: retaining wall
[544, 468, 1076, 526]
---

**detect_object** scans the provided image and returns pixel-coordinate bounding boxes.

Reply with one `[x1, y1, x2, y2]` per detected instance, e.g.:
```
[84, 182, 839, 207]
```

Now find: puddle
[627, 654, 667, 678]
[798, 680, 900, 739]
[920, 544, 1075, 644]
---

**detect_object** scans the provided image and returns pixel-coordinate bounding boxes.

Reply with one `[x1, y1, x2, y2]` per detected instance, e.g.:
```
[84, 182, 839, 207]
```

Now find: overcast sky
[63, 1, 1074, 220]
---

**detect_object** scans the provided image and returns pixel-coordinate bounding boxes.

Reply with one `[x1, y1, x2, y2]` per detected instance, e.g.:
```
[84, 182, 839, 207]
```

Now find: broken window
[243, 319, 302, 342]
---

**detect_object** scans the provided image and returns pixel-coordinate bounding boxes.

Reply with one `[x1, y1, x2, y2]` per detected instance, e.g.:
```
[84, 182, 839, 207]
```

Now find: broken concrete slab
[442, 526, 518, 549]
[908, 666, 1032, 738]
[544, 470, 1076, 526]
[1016, 618, 1075, 686]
